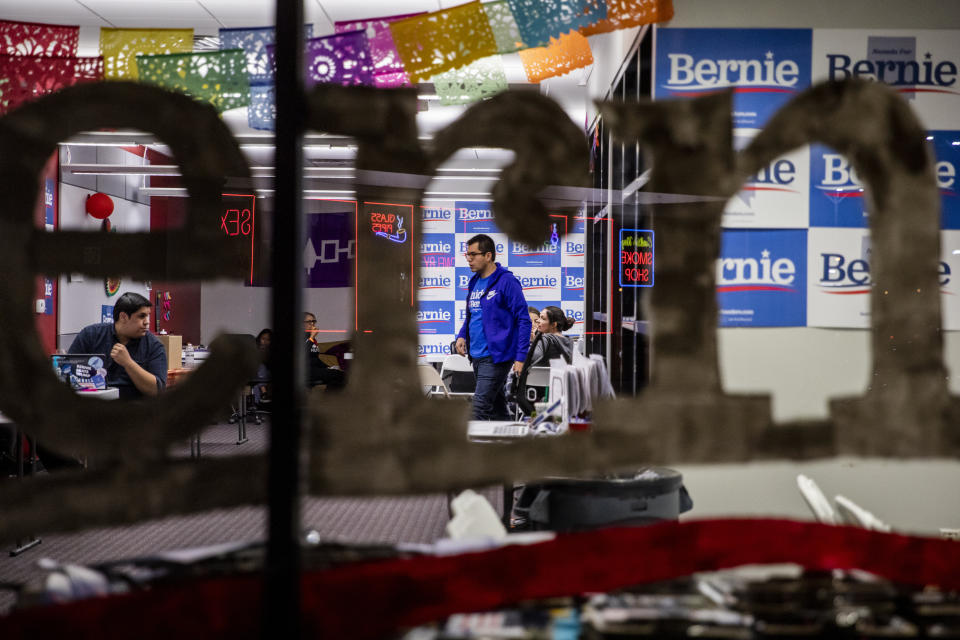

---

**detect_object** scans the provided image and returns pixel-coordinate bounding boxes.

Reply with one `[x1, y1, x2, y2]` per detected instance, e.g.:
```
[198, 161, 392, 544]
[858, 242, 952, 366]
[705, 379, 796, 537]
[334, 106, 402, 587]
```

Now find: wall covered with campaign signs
[655, 26, 960, 329]
[417, 200, 586, 360]
[290, 197, 585, 355]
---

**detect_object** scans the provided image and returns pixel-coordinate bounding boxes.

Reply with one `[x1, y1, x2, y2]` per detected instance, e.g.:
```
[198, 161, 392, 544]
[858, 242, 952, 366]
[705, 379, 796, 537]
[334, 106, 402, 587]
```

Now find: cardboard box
[157, 334, 182, 372]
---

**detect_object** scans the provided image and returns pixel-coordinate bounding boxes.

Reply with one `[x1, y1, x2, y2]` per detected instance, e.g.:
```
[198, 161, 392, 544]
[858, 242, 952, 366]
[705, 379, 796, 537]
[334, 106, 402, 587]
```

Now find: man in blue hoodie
[455, 234, 532, 420]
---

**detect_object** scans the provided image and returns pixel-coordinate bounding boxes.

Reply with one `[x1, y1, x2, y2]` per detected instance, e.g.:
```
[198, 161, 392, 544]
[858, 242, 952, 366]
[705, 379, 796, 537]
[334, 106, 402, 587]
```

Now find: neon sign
[220, 208, 252, 237]
[368, 208, 407, 244]
[620, 228, 654, 287]
[221, 193, 256, 285]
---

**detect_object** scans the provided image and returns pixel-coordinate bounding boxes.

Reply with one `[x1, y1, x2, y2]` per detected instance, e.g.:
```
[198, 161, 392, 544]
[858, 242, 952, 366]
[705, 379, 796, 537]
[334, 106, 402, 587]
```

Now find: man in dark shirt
[304, 312, 345, 389]
[69, 292, 167, 399]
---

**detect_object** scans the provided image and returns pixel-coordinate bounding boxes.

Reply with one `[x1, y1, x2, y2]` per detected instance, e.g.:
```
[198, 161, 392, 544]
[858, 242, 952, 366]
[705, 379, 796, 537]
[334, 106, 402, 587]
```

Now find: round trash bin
[512, 467, 693, 532]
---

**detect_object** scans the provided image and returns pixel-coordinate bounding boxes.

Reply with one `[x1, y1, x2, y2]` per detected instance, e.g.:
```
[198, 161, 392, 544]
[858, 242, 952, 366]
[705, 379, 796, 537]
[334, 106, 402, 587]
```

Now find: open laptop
[52, 354, 108, 390]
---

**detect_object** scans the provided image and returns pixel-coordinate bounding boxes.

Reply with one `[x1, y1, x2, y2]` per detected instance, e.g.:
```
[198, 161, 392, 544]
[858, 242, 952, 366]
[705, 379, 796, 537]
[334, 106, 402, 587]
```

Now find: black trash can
[512, 468, 693, 532]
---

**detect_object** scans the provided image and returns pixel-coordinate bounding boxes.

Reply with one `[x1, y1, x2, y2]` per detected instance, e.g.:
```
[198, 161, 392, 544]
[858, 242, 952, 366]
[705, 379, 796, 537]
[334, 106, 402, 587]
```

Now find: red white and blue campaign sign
[43, 178, 55, 314]
[717, 229, 807, 327]
[808, 143, 869, 228]
[655, 28, 812, 128]
[571, 215, 585, 235]
[417, 200, 586, 355]
[807, 228, 960, 329]
[513, 267, 561, 302]
[421, 233, 456, 268]
[812, 30, 960, 130]
[651, 27, 960, 332]
[44, 178, 55, 228]
[456, 233, 507, 268]
[562, 234, 585, 267]
[806, 228, 873, 328]
[940, 230, 960, 330]
[420, 202, 455, 233]
[562, 267, 585, 301]
[454, 266, 473, 301]
[417, 300, 455, 335]
[562, 303, 585, 332]
[508, 238, 562, 268]
[725, 133, 810, 228]
[931, 131, 960, 229]
[809, 132, 960, 228]
[418, 335, 453, 359]
[418, 267, 455, 301]
[455, 200, 498, 233]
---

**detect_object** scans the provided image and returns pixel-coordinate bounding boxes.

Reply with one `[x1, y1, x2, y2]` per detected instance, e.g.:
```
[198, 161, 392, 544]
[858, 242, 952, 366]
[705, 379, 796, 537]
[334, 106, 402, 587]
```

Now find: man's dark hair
[467, 234, 496, 258]
[113, 292, 151, 320]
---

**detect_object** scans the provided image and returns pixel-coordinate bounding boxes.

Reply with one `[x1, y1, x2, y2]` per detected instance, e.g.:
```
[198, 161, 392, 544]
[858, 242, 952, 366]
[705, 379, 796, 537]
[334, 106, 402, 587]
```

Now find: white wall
[199, 282, 353, 345]
[642, 0, 960, 534]
[57, 182, 151, 345]
[679, 457, 960, 534]
[580, 27, 643, 126]
[665, 0, 960, 29]
[719, 329, 960, 422]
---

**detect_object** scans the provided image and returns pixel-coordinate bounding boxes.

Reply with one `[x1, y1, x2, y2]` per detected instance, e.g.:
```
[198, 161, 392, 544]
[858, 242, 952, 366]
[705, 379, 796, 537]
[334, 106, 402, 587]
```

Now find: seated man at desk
[69, 292, 167, 399]
[304, 312, 345, 389]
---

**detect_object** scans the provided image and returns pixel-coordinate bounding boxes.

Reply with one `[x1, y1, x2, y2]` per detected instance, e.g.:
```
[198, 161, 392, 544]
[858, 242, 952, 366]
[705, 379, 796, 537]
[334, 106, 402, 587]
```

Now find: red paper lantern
[86, 192, 114, 219]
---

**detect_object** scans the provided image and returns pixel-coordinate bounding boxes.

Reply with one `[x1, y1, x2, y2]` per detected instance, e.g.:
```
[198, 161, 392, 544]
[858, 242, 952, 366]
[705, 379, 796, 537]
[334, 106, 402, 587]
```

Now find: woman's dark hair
[542, 306, 574, 332]
[255, 328, 272, 346]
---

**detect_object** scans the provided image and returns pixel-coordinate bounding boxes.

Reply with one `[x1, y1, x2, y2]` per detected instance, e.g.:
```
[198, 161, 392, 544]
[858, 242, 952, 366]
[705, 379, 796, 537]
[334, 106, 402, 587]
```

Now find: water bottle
[184, 343, 195, 369]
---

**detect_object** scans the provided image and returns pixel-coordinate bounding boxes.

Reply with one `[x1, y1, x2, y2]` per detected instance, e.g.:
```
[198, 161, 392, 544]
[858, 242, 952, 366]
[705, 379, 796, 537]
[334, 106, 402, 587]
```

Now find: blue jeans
[471, 357, 513, 421]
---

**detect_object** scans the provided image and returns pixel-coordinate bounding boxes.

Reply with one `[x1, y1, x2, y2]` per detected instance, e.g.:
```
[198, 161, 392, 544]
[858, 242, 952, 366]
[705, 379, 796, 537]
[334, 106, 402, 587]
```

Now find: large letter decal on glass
[304, 86, 591, 494]
[0, 83, 263, 542]
[742, 80, 958, 456]
[595, 78, 956, 463]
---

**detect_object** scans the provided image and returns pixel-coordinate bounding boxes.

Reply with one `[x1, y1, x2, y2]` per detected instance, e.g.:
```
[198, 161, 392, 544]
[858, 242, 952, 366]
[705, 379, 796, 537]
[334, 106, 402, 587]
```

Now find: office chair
[512, 366, 551, 418]
[223, 334, 269, 444]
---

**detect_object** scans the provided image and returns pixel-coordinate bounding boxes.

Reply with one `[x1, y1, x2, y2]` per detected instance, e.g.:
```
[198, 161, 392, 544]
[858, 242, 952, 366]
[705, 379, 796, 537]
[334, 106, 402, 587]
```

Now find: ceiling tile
[199, 0, 275, 28]
[82, 0, 214, 20]
[106, 17, 223, 30]
[0, 0, 106, 26]
[315, 0, 439, 24]
[304, 4, 334, 37]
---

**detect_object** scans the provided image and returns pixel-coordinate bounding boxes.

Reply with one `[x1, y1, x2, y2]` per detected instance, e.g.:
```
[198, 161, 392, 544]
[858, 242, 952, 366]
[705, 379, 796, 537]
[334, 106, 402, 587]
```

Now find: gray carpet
[0, 418, 503, 615]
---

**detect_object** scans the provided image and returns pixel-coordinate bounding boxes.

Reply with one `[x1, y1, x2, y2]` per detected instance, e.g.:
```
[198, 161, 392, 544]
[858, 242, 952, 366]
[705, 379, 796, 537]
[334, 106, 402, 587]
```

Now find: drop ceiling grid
[1, 0, 446, 33]
[0, 0, 104, 26]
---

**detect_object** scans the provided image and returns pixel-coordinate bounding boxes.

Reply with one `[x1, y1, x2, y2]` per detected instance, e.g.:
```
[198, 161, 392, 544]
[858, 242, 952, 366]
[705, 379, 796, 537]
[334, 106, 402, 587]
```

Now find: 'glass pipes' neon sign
[369, 208, 408, 244]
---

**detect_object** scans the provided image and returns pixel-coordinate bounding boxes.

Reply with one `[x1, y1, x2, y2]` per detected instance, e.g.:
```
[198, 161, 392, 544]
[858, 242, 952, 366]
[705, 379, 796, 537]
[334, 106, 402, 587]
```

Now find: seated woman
[508, 306, 575, 417]
[525, 306, 575, 368]
[253, 328, 271, 405]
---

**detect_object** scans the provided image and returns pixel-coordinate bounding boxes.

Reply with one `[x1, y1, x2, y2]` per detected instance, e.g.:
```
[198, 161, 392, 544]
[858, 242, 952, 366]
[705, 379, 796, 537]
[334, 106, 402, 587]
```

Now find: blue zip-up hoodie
[457, 263, 532, 364]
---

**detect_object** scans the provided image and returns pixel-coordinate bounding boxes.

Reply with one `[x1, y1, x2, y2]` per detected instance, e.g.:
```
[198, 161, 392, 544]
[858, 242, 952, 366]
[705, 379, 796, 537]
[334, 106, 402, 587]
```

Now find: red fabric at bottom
[4, 519, 960, 639]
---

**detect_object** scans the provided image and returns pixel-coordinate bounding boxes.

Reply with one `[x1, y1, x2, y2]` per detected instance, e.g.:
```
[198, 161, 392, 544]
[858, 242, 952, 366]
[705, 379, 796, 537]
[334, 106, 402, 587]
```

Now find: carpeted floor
[0, 417, 503, 615]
